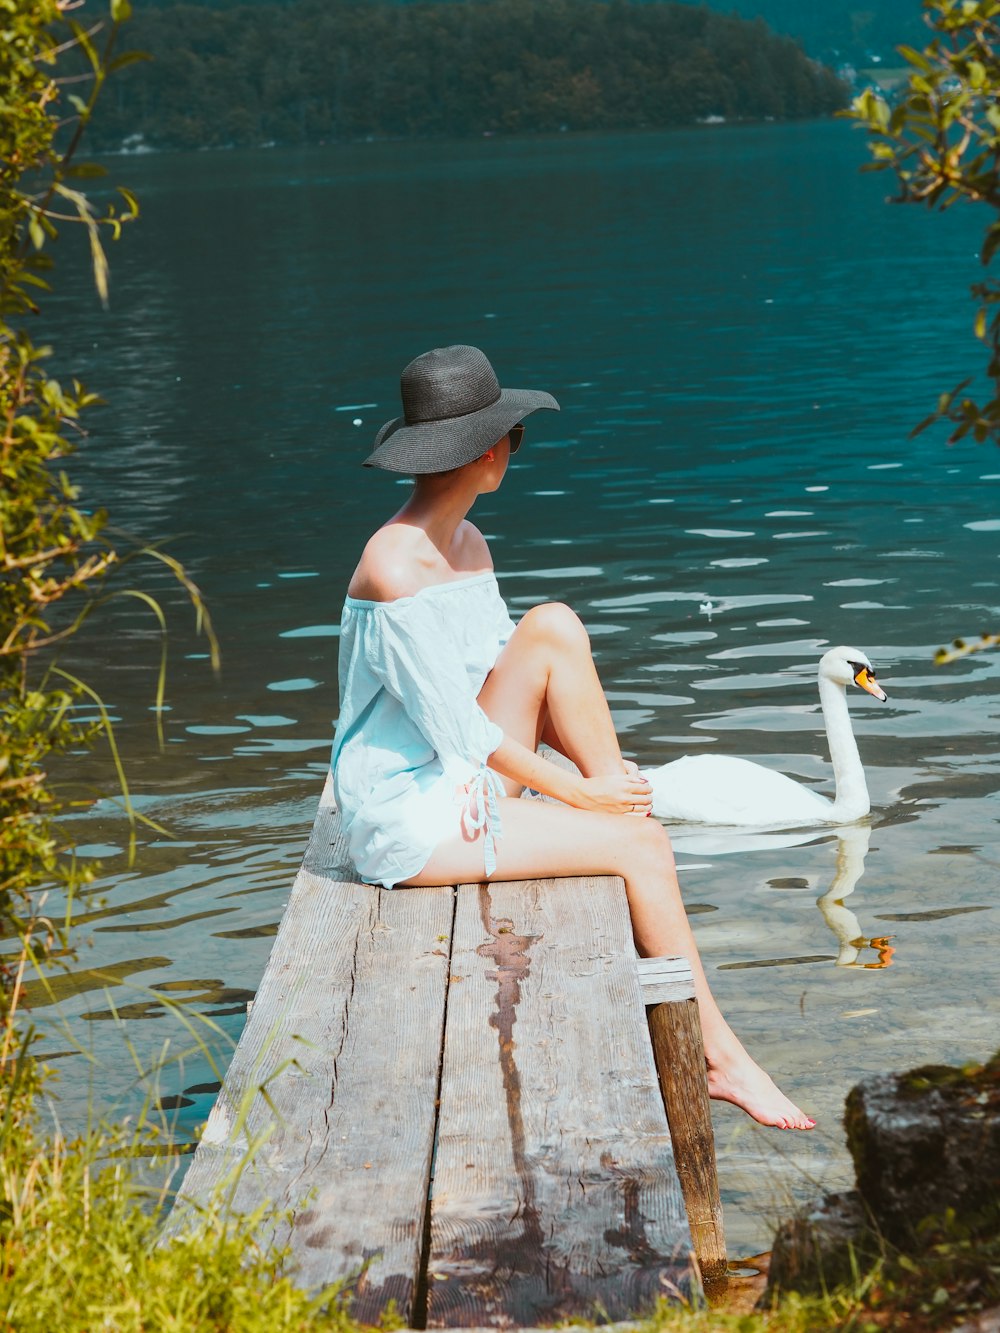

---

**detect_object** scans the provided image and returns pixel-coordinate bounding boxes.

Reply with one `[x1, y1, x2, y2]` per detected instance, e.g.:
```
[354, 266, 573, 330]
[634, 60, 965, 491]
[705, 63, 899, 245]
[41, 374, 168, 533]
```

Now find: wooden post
[639, 956, 727, 1281]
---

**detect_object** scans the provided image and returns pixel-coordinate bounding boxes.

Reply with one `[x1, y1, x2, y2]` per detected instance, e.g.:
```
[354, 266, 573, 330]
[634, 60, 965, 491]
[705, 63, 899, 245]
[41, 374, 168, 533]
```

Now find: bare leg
[479, 603, 627, 794]
[468, 604, 813, 1128]
[402, 798, 814, 1129]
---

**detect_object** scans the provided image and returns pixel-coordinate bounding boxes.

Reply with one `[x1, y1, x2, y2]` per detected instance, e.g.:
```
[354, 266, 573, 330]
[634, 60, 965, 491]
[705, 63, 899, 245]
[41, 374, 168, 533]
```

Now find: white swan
[641, 646, 887, 827]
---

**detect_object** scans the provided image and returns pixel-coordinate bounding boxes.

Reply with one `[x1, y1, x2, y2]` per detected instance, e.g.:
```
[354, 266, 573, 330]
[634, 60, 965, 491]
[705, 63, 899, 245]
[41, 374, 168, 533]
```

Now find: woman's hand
[574, 773, 653, 817]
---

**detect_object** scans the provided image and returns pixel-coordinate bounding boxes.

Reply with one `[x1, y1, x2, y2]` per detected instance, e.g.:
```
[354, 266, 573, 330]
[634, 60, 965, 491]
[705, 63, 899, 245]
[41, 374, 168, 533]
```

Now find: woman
[333, 344, 814, 1131]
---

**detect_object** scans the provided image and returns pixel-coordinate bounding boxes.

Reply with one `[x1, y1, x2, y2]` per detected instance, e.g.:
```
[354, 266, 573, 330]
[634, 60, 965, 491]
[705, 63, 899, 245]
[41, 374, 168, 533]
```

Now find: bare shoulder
[347, 526, 421, 602]
[346, 520, 495, 602]
[457, 521, 493, 571]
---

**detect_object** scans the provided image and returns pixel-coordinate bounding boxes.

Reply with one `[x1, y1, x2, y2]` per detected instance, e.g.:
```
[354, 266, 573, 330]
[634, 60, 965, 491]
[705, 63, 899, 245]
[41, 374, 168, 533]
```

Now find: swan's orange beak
[854, 665, 887, 702]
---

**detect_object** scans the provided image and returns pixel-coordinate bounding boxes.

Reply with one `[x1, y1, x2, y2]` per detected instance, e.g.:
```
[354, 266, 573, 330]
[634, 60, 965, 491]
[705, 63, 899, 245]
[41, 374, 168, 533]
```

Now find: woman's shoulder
[347, 527, 419, 604]
[456, 520, 491, 569]
[347, 521, 493, 604]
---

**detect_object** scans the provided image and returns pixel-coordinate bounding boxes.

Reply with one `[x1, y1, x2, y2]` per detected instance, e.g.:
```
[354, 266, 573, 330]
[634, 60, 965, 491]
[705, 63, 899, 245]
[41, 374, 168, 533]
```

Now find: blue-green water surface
[37, 120, 1000, 1255]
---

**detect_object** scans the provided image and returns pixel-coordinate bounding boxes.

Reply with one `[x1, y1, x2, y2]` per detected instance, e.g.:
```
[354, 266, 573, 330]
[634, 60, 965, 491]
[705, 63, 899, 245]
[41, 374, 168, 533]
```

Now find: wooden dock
[164, 775, 725, 1327]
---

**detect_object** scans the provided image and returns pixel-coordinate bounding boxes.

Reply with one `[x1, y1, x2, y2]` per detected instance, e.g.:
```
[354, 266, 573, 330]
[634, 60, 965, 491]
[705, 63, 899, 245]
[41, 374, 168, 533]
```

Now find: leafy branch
[1, 0, 215, 1014]
[847, 2, 1000, 663]
[848, 0, 1000, 448]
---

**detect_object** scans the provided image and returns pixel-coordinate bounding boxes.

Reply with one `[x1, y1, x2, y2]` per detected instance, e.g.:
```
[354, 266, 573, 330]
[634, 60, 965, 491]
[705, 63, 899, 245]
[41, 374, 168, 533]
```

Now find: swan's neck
[818, 675, 870, 819]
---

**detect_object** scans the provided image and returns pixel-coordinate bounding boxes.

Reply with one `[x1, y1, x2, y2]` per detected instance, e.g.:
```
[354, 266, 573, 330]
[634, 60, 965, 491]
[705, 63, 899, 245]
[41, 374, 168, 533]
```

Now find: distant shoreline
[95, 111, 847, 160]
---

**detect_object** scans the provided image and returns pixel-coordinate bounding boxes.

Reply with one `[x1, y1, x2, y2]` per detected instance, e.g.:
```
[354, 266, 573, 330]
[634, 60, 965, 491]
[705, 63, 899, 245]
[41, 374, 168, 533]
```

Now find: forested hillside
[682, 0, 926, 64]
[91, 0, 847, 150]
[136, 0, 929, 64]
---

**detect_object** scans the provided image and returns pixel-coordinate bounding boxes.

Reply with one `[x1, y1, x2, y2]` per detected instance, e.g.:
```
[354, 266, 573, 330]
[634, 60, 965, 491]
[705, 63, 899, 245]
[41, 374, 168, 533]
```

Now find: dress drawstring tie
[460, 764, 505, 877]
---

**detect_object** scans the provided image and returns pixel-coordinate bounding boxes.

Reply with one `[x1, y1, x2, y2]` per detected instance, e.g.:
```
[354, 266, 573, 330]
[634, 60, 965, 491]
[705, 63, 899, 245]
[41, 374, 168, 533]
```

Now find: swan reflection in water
[815, 822, 894, 969]
[672, 821, 895, 970]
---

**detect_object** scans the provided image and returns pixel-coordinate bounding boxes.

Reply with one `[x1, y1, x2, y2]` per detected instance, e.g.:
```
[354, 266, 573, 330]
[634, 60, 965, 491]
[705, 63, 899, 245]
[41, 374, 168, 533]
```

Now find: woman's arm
[488, 733, 650, 816]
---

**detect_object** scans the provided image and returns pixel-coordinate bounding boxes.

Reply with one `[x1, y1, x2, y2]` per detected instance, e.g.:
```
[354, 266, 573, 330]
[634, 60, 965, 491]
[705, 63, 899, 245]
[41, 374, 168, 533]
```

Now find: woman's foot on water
[706, 1055, 816, 1130]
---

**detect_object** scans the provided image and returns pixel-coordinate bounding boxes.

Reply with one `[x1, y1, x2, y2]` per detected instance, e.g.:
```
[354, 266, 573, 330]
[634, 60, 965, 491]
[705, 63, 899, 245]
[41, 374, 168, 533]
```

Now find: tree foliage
[0, 0, 214, 1017]
[849, 0, 1000, 450]
[88, 0, 847, 151]
[129, 0, 935, 68]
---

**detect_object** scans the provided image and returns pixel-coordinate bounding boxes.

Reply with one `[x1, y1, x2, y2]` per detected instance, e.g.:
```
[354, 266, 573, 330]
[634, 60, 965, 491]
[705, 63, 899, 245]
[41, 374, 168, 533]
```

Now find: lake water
[36, 119, 1000, 1257]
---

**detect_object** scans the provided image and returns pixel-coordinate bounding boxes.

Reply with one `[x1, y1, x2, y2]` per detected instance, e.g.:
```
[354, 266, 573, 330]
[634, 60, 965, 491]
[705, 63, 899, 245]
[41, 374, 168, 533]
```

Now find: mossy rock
[897, 1050, 1000, 1105]
[844, 1050, 1000, 1246]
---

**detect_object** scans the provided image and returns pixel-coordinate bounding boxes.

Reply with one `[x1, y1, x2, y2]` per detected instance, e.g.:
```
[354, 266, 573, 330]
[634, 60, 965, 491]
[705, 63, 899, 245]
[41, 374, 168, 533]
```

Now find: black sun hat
[364, 344, 560, 474]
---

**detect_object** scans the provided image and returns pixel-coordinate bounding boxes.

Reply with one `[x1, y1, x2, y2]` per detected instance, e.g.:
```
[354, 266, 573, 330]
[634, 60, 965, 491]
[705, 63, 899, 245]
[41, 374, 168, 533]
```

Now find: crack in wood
[411, 885, 459, 1331]
[329, 916, 362, 1105]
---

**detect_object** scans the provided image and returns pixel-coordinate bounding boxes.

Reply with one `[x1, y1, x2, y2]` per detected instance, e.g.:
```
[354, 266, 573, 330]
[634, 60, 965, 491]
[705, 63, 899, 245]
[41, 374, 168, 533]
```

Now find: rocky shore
[767, 1050, 1000, 1326]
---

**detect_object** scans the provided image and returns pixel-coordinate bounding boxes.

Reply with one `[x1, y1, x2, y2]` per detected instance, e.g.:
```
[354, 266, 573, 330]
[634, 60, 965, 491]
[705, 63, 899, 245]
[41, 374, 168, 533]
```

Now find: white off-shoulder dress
[331, 572, 515, 889]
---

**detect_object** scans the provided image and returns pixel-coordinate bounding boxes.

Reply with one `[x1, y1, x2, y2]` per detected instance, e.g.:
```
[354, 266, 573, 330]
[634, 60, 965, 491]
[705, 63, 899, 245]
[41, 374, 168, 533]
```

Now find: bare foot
[707, 1056, 816, 1130]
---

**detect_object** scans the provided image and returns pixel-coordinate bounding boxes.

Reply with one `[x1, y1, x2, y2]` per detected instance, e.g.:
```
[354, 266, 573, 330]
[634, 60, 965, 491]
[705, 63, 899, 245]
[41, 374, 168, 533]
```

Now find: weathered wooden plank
[637, 955, 696, 1006]
[302, 772, 354, 877]
[165, 776, 453, 1324]
[426, 876, 698, 1329]
[647, 993, 727, 1280]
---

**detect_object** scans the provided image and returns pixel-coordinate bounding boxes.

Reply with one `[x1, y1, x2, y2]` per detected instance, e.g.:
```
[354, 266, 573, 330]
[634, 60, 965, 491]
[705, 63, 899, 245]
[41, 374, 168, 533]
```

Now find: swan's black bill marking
[852, 664, 887, 702]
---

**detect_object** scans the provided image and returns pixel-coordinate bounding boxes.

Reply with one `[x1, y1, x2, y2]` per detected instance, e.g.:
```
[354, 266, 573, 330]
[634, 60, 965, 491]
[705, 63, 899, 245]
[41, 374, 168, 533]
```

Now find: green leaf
[117, 187, 140, 219]
[107, 50, 150, 74]
[88, 226, 109, 307]
[983, 223, 1000, 266]
[65, 162, 108, 180]
[910, 411, 940, 437]
[69, 19, 99, 71]
[898, 44, 934, 72]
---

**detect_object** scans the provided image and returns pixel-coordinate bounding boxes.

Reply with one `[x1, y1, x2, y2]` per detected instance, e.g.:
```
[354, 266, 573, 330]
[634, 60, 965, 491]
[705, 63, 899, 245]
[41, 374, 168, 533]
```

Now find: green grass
[0, 1062, 365, 1333]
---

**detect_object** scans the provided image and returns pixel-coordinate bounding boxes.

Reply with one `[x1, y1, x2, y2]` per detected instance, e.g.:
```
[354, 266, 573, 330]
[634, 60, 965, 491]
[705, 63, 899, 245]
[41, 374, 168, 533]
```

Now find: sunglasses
[508, 422, 524, 454]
